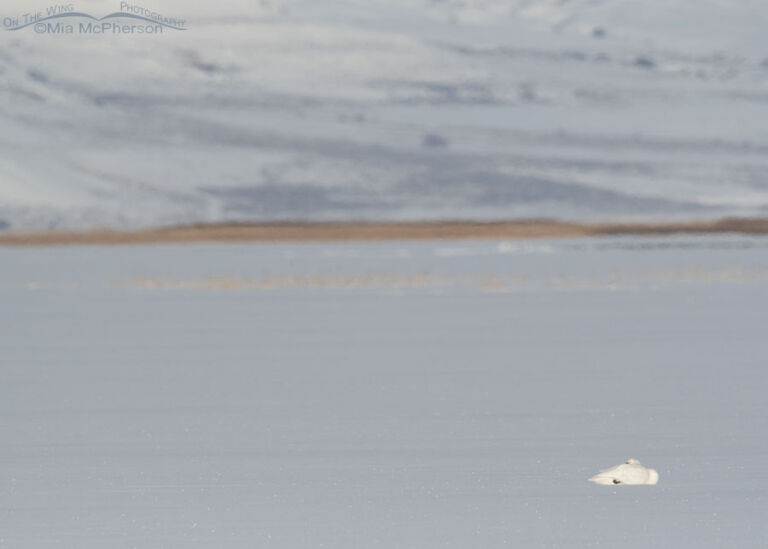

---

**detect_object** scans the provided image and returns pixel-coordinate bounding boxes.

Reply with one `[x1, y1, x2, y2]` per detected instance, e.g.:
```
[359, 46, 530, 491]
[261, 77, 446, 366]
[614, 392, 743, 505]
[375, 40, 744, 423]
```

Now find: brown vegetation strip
[1, 218, 768, 247]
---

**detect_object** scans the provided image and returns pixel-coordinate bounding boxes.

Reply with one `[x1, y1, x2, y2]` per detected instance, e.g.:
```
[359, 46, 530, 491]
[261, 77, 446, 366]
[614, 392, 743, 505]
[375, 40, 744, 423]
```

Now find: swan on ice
[588, 458, 659, 485]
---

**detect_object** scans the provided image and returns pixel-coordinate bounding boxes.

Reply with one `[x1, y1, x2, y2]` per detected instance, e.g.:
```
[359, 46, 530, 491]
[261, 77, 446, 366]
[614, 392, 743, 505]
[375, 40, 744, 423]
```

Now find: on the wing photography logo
[3, 2, 186, 34]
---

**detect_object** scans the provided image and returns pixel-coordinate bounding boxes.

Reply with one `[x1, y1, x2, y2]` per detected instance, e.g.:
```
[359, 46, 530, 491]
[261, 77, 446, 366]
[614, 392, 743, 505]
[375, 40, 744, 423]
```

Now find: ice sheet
[1, 236, 767, 547]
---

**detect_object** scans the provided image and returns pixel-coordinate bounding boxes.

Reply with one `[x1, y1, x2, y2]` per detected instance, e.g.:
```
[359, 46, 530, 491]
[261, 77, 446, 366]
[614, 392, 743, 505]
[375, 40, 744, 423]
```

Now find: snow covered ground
[2, 235, 767, 547]
[3, 1, 768, 229]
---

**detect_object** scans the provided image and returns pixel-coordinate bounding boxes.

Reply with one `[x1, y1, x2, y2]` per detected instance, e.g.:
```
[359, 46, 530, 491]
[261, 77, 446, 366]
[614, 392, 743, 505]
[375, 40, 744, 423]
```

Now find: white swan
[588, 458, 659, 485]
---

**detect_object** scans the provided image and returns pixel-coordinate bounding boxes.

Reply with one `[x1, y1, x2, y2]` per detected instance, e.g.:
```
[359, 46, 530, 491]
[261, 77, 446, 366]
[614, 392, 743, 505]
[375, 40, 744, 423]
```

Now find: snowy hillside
[2, 0, 768, 229]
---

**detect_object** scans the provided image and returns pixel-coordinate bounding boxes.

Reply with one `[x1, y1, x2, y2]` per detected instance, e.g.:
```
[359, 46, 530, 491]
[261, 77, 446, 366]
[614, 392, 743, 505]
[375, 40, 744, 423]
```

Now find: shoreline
[1, 218, 768, 247]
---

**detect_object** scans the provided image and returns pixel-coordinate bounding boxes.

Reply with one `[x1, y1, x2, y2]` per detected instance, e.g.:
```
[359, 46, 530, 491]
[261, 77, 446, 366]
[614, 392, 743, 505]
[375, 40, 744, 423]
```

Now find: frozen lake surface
[2, 236, 768, 548]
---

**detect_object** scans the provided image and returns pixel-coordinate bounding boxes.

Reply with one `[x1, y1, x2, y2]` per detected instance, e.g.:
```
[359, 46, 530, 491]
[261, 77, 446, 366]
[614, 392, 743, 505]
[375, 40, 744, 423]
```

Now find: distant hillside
[2, 0, 768, 230]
